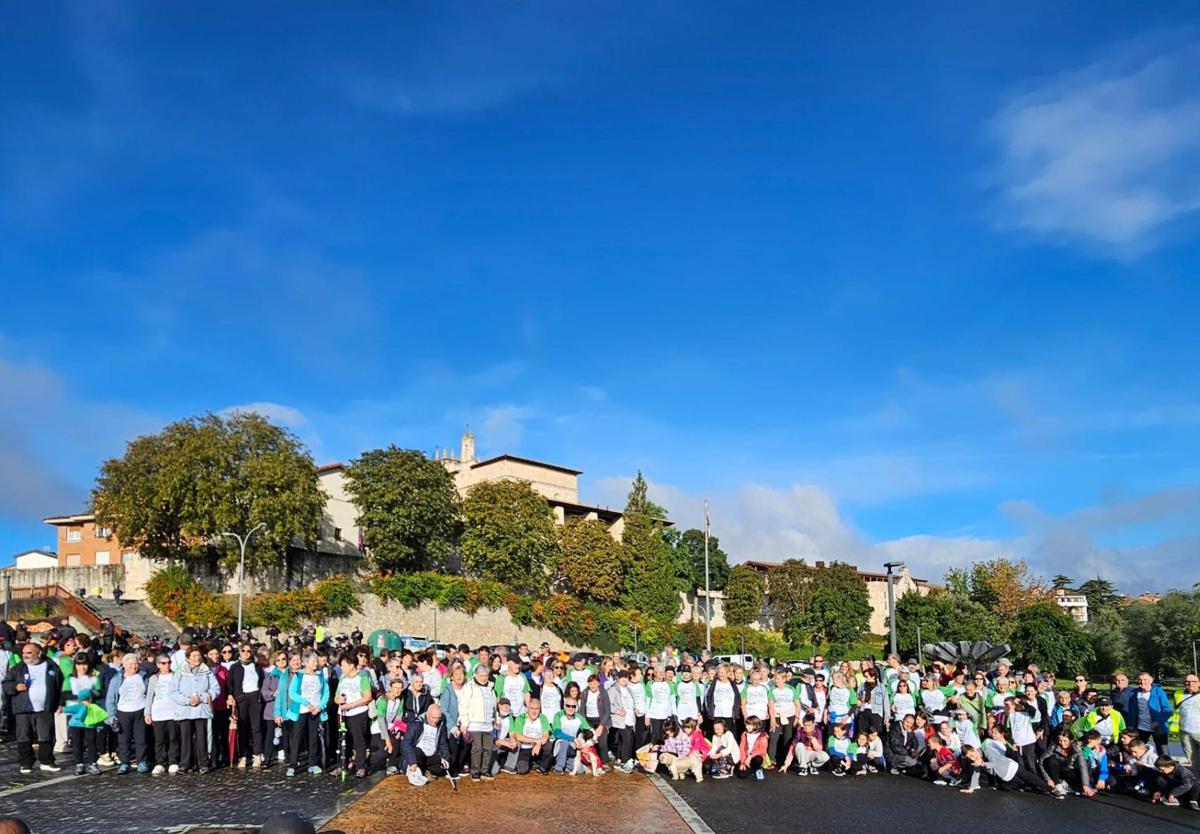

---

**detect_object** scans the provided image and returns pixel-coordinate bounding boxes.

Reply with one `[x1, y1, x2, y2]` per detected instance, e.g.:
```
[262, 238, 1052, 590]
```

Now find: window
[95, 551, 111, 565]
[333, 527, 342, 541]
[121, 551, 135, 562]
[95, 526, 112, 539]
[66, 528, 82, 543]
[65, 553, 81, 567]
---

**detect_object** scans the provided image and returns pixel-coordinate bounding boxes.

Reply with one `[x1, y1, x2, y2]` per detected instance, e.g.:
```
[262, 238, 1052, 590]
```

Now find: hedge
[146, 567, 360, 632]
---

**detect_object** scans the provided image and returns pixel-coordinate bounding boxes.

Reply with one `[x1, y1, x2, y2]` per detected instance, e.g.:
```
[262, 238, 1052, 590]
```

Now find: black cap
[1096, 697, 1112, 706]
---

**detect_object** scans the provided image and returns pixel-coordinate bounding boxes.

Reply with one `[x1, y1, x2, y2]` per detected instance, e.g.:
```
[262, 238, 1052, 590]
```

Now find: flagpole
[704, 500, 712, 653]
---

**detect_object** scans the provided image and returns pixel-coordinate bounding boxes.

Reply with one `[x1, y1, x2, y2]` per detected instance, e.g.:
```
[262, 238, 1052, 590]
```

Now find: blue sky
[2, 2, 1198, 592]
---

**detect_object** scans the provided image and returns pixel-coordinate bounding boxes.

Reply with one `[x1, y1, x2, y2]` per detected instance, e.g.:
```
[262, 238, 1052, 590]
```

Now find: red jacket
[739, 730, 770, 765]
[688, 729, 711, 758]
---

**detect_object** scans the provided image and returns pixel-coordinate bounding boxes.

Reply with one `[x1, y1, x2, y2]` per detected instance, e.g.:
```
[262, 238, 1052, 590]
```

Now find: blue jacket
[285, 671, 329, 722]
[1110, 685, 1137, 729]
[170, 662, 220, 720]
[105, 670, 149, 717]
[1129, 685, 1173, 732]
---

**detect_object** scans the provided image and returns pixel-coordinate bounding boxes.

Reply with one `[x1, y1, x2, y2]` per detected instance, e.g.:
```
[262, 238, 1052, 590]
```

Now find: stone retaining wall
[323, 595, 601, 653]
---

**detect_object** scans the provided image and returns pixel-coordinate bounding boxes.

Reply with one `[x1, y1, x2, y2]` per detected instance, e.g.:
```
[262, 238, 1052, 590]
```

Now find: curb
[647, 773, 716, 834]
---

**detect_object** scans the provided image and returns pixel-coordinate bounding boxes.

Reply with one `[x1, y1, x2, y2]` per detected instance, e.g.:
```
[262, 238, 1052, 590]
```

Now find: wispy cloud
[0, 349, 158, 522]
[990, 41, 1200, 252]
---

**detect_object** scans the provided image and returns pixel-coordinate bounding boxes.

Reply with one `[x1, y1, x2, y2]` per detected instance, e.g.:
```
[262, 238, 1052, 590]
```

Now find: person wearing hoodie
[144, 652, 180, 774]
[1071, 730, 1111, 798]
[169, 647, 219, 773]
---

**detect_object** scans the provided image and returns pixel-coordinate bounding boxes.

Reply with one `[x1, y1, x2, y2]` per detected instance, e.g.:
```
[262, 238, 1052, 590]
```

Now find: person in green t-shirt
[511, 698, 553, 774]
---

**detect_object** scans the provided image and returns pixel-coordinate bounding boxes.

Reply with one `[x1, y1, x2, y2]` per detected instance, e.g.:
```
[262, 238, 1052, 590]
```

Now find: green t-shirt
[511, 712, 551, 747]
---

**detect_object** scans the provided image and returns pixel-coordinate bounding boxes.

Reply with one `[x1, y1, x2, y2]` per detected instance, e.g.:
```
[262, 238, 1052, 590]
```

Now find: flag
[357, 528, 366, 555]
[704, 501, 711, 538]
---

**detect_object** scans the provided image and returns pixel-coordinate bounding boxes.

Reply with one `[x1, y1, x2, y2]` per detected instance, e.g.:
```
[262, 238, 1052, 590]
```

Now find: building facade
[1053, 588, 1089, 624]
[43, 514, 138, 568]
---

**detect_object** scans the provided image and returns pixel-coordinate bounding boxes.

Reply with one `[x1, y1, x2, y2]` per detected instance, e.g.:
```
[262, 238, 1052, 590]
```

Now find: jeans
[1182, 731, 1200, 777]
[290, 713, 322, 770]
[553, 738, 578, 772]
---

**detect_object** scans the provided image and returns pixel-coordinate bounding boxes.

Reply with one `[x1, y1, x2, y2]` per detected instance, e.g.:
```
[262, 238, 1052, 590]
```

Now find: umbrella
[228, 713, 239, 767]
[367, 629, 404, 653]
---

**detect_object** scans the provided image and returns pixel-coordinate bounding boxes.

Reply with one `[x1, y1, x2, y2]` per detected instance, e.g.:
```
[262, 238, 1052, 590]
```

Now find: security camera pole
[884, 561, 905, 658]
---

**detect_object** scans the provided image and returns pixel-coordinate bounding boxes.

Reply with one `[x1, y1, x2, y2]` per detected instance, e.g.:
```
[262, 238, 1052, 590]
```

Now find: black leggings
[613, 727, 634, 762]
[736, 755, 764, 777]
[69, 725, 97, 766]
[290, 713, 321, 770]
[343, 712, 369, 772]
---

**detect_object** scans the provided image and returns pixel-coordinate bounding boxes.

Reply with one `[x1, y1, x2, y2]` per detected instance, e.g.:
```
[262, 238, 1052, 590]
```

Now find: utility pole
[222, 523, 266, 634]
[884, 561, 905, 658]
[704, 500, 712, 653]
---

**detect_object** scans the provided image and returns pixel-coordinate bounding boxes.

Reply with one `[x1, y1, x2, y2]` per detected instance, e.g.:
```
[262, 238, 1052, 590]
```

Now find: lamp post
[222, 523, 266, 633]
[704, 500, 712, 653]
[883, 561, 905, 659]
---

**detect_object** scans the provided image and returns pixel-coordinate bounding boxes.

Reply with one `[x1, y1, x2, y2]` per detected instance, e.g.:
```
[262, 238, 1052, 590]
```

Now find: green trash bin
[368, 629, 403, 652]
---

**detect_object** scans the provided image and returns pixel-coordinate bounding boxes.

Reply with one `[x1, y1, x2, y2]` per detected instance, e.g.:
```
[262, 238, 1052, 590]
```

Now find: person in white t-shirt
[333, 653, 373, 778]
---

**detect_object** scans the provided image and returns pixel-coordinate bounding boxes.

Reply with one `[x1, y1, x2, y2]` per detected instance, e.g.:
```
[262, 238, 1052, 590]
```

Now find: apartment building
[43, 513, 137, 567]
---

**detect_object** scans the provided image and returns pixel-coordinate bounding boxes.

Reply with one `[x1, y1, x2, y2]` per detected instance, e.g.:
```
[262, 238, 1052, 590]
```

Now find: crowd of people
[1, 617, 1198, 815]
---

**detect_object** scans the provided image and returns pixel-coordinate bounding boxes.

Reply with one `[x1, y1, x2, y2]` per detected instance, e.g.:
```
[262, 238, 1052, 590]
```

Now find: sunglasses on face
[564, 704, 578, 709]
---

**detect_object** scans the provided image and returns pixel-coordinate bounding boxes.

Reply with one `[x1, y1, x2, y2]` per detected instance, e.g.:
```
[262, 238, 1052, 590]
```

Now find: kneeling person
[511, 698, 554, 774]
[402, 704, 450, 783]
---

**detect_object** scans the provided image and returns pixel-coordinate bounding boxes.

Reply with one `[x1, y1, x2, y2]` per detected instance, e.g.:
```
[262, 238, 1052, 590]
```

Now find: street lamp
[222, 523, 266, 633]
[883, 561, 905, 658]
[704, 500, 712, 653]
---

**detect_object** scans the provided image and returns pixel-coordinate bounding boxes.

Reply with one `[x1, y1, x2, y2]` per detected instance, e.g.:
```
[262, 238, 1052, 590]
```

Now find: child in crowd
[1152, 756, 1199, 809]
[865, 728, 887, 772]
[707, 718, 739, 779]
[826, 722, 858, 776]
[737, 715, 769, 780]
[779, 715, 828, 775]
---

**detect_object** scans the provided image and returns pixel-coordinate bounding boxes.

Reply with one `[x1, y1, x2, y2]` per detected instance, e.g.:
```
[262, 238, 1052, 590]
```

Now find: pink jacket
[689, 729, 712, 758]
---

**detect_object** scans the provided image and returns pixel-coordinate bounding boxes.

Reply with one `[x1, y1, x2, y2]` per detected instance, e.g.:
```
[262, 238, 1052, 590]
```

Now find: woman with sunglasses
[205, 645, 233, 768]
[259, 650, 288, 768]
[144, 652, 179, 774]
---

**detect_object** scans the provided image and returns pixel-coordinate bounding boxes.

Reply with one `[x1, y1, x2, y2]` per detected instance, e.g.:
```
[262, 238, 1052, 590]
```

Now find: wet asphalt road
[668, 769, 1200, 834]
[0, 741, 379, 834]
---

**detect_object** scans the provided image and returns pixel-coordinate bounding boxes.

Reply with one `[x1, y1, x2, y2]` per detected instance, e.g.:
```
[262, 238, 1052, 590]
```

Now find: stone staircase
[85, 597, 179, 641]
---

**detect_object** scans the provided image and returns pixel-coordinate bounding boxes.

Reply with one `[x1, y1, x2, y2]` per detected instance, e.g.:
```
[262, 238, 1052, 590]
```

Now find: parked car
[715, 653, 755, 668]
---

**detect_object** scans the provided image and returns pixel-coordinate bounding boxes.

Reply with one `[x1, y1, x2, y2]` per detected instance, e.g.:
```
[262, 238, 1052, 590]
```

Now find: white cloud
[991, 42, 1200, 251]
[594, 473, 1200, 594]
[479, 404, 534, 453]
[220, 401, 323, 458]
[0, 351, 158, 522]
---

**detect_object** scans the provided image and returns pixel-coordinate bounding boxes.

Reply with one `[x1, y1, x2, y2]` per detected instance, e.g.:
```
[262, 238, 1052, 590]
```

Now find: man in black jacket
[402, 703, 450, 779]
[2, 642, 64, 773]
[226, 644, 264, 768]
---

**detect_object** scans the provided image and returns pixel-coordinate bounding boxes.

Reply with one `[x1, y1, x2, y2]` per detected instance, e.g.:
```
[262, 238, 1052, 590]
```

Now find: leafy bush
[367, 571, 674, 651]
[313, 575, 361, 619]
[145, 565, 234, 628]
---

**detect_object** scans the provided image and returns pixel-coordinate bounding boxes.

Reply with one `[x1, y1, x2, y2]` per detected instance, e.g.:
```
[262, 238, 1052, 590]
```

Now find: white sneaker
[237, 758, 248, 769]
[151, 765, 165, 775]
[98, 754, 115, 767]
[168, 764, 180, 774]
[252, 754, 262, 769]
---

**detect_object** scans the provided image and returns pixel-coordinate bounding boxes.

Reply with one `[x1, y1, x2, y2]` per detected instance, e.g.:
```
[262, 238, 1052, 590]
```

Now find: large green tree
[889, 589, 999, 658]
[460, 479, 559, 592]
[1077, 577, 1121, 618]
[557, 518, 626, 603]
[620, 472, 680, 623]
[767, 559, 815, 633]
[1085, 606, 1128, 677]
[1009, 602, 1095, 675]
[943, 558, 1051, 630]
[93, 412, 325, 573]
[723, 565, 765, 627]
[788, 562, 871, 654]
[343, 446, 461, 573]
[1122, 592, 1200, 677]
[667, 528, 730, 593]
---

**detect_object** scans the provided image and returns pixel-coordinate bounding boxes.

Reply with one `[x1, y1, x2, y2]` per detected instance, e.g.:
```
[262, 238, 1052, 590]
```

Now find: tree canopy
[459, 479, 559, 593]
[767, 559, 815, 633]
[557, 518, 626, 603]
[889, 589, 999, 658]
[93, 412, 325, 573]
[343, 446, 461, 573]
[786, 562, 870, 654]
[667, 528, 730, 593]
[619, 472, 680, 623]
[1009, 602, 1095, 675]
[944, 558, 1051, 628]
[723, 564, 765, 627]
